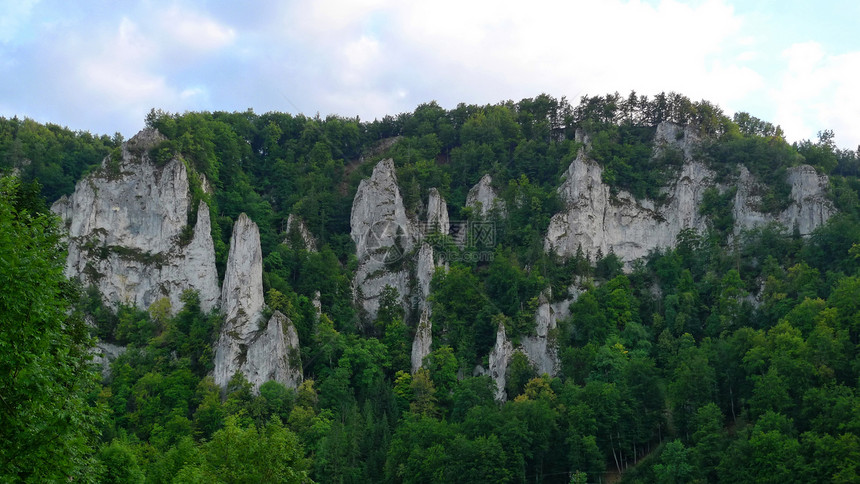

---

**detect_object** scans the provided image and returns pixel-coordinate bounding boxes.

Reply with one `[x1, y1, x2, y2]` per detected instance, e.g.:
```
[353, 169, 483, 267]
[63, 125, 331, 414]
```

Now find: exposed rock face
[51, 128, 220, 313]
[654, 120, 698, 160]
[351, 159, 417, 321]
[409, 192, 451, 372]
[733, 165, 834, 236]
[519, 291, 558, 377]
[241, 311, 303, 391]
[219, 214, 264, 330]
[285, 213, 317, 252]
[545, 123, 833, 263]
[426, 188, 450, 236]
[91, 342, 126, 379]
[415, 243, 436, 312]
[488, 323, 514, 402]
[214, 214, 301, 391]
[411, 306, 433, 373]
[466, 174, 506, 218]
[545, 150, 711, 262]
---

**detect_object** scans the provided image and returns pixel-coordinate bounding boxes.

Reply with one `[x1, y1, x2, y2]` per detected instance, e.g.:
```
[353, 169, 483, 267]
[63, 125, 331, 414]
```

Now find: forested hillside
[2, 92, 859, 482]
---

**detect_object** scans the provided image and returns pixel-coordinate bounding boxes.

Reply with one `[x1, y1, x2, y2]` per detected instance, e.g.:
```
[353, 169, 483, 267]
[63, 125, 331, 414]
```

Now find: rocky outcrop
[241, 311, 303, 391]
[91, 341, 126, 379]
[466, 174, 506, 218]
[519, 287, 581, 377]
[733, 165, 834, 236]
[411, 306, 433, 373]
[214, 214, 301, 391]
[545, 149, 711, 262]
[415, 243, 436, 311]
[485, 284, 581, 397]
[545, 123, 833, 264]
[488, 323, 514, 402]
[351, 159, 417, 321]
[654, 121, 698, 161]
[52, 128, 220, 313]
[426, 188, 450, 236]
[285, 213, 317, 252]
[219, 214, 265, 330]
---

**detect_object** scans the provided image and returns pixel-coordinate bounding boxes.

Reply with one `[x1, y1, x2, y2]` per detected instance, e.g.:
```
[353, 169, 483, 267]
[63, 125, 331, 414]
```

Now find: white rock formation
[466, 174, 506, 218]
[426, 188, 450, 236]
[519, 289, 563, 377]
[241, 311, 303, 391]
[545, 150, 710, 262]
[409, 192, 452, 372]
[214, 214, 301, 391]
[488, 323, 514, 402]
[91, 341, 126, 379]
[654, 121, 698, 161]
[411, 306, 433, 373]
[415, 243, 436, 312]
[545, 124, 833, 264]
[51, 128, 220, 313]
[351, 159, 418, 321]
[219, 214, 265, 330]
[285, 213, 317, 252]
[733, 165, 834, 236]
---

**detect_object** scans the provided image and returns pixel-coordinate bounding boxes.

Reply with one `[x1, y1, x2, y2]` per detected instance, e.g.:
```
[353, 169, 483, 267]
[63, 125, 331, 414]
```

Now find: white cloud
[2, 0, 858, 151]
[157, 5, 236, 53]
[771, 42, 860, 148]
[75, 18, 171, 106]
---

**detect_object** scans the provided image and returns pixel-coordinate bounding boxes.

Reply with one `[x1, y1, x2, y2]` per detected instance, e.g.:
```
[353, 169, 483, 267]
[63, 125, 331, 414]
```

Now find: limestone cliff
[351, 159, 417, 321]
[466, 174, 506, 218]
[285, 213, 317, 252]
[426, 187, 450, 235]
[410, 241, 446, 372]
[91, 342, 127, 380]
[242, 311, 303, 390]
[213, 214, 301, 391]
[51, 128, 220, 313]
[488, 323, 514, 402]
[411, 307, 433, 373]
[519, 286, 581, 377]
[545, 122, 833, 263]
[733, 165, 834, 235]
[350, 159, 450, 367]
[490, 284, 581, 400]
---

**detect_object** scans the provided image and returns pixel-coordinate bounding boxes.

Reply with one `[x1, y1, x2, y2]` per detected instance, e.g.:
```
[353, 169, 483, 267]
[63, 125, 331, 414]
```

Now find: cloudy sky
[2, 0, 859, 149]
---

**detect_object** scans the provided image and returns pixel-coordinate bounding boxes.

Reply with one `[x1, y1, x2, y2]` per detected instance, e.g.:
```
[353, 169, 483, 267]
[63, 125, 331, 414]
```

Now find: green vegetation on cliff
[1, 91, 859, 482]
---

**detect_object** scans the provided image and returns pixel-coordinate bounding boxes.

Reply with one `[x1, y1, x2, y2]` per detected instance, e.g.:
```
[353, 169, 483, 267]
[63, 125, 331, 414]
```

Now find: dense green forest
[2, 92, 860, 482]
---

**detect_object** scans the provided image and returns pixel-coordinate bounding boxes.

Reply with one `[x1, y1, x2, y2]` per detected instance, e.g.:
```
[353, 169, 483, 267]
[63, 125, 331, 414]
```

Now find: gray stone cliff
[411, 306, 433, 373]
[545, 122, 833, 263]
[488, 323, 514, 402]
[466, 174, 506, 218]
[285, 213, 317, 252]
[733, 165, 834, 235]
[51, 128, 220, 313]
[213, 214, 301, 391]
[351, 159, 417, 321]
[426, 187, 450, 235]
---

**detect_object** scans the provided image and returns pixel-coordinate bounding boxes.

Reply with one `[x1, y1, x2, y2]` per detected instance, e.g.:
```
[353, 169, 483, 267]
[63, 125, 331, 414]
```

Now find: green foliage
[5, 93, 860, 483]
[0, 176, 105, 481]
[0, 117, 119, 201]
[175, 415, 311, 482]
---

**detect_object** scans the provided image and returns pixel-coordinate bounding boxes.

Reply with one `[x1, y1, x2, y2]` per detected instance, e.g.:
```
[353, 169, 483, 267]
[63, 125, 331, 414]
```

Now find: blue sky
[1, 0, 859, 150]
